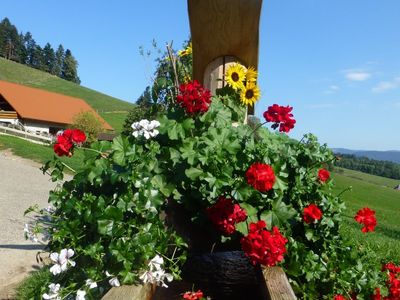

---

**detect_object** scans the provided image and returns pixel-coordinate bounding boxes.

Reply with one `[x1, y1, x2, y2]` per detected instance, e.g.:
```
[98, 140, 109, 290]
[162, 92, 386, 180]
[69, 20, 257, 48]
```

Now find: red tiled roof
[0, 80, 113, 130]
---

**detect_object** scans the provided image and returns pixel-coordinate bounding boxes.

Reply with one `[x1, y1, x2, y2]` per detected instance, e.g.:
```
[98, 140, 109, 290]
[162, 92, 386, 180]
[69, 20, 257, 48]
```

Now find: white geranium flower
[153, 269, 173, 288]
[131, 119, 160, 139]
[105, 271, 120, 287]
[140, 254, 173, 288]
[49, 249, 75, 275]
[43, 283, 61, 299]
[109, 277, 120, 287]
[24, 223, 39, 243]
[75, 290, 86, 300]
[148, 254, 164, 271]
[85, 279, 97, 289]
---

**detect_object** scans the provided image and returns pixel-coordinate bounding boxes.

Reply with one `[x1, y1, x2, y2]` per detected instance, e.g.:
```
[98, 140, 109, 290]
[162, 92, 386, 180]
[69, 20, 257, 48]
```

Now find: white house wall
[23, 121, 50, 134]
[0, 118, 18, 125]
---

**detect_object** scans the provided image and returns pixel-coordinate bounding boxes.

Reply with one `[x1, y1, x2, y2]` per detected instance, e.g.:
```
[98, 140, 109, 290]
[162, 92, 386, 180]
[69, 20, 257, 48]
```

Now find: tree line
[334, 153, 400, 180]
[0, 17, 80, 84]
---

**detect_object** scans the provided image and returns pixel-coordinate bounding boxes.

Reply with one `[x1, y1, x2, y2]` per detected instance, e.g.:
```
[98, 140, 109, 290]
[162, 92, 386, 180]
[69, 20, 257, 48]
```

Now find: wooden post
[262, 266, 297, 300]
[188, 0, 263, 114]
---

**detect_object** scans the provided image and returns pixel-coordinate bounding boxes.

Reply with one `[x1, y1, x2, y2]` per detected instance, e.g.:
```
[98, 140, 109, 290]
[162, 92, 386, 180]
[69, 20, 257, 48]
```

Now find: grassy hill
[333, 167, 400, 263]
[0, 57, 134, 132]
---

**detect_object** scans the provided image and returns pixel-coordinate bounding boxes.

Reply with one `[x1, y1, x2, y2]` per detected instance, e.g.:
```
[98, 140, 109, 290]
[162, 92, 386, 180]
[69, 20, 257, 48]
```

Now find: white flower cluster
[131, 119, 160, 139]
[43, 283, 61, 300]
[140, 254, 173, 288]
[49, 249, 76, 275]
[106, 271, 121, 287]
[24, 223, 39, 243]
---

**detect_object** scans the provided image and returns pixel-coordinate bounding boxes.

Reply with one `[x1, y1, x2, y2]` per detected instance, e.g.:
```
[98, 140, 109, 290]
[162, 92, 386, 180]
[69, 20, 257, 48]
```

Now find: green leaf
[104, 206, 123, 221]
[185, 167, 203, 180]
[260, 199, 296, 229]
[97, 219, 114, 236]
[112, 136, 132, 166]
[235, 221, 248, 236]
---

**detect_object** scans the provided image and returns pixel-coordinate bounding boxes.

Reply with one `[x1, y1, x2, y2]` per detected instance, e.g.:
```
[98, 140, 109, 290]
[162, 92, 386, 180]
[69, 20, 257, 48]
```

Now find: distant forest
[334, 153, 400, 180]
[0, 17, 80, 84]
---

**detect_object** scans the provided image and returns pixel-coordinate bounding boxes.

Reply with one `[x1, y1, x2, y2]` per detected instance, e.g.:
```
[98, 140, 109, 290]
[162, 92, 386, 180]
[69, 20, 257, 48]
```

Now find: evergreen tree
[53, 44, 65, 76]
[0, 17, 22, 61]
[42, 43, 55, 73]
[17, 32, 28, 63]
[62, 49, 80, 84]
[24, 32, 36, 66]
[31, 45, 46, 70]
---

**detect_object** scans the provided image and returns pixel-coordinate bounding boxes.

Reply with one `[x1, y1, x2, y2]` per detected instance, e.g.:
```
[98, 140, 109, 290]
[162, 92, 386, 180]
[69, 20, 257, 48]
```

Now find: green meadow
[333, 167, 400, 263]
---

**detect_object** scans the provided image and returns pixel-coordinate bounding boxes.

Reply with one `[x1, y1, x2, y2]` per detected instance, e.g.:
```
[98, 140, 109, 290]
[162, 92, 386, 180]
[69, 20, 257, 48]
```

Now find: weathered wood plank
[262, 266, 297, 300]
[102, 284, 154, 300]
[188, 0, 262, 85]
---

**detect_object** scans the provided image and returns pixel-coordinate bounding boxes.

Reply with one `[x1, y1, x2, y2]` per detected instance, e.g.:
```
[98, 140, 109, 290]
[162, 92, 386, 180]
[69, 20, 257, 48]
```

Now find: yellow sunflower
[225, 63, 246, 90]
[240, 83, 261, 106]
[245, 66, 258, 83]
[178, 43, 192, 57]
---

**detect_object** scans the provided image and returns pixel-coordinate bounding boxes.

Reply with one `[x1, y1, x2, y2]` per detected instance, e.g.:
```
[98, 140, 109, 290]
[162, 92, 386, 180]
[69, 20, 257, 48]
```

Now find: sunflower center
[245, 89, 254, 99]
[231, 72, 239, 82]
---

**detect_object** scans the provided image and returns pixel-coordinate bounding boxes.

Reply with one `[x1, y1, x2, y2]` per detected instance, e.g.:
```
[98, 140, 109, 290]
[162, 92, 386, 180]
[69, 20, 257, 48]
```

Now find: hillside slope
[0, 58, 134, 131]
[333, 168, 400, 263]
[333, 148, 400, 164]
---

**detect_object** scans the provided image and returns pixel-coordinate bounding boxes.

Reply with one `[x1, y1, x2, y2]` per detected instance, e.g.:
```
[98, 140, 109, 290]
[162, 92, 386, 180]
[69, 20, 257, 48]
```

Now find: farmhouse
[0, 80, 113, 135]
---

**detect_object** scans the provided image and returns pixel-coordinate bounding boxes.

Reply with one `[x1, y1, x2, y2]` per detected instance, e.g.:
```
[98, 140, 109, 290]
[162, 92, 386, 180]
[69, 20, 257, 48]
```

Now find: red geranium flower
[333, 295, 346, 300]
[183, 290, 203, 300]
[371, 287, 382, 300]
[241, 220, 288, 266]
[53, 135, 73, 157]
[206, 197, 247, 235]
[245, 162, 276, 192]
[263, 104, 296, 133]
[354, 207, 377, 233]
[318, 168, 330, 182]
[176, 80, 212, 115]
[303, 204, 323, 224]
[382, 262, 400, 298]
[53, 129, 86, 157]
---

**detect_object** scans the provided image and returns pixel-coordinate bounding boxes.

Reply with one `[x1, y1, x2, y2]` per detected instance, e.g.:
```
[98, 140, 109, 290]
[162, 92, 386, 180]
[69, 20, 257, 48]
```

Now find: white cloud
[372, 77, 400, 93]
[323, 85, 340, 94]
[345, 71, 371, 81]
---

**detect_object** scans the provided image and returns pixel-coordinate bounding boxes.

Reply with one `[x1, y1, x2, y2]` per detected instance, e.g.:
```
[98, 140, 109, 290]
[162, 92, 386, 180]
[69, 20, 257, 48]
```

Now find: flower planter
[182, 251, 267, 300]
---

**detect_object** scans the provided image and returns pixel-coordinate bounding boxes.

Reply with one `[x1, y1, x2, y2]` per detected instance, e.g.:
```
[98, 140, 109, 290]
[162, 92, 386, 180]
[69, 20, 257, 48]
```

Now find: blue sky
[2, 1, 400, 150]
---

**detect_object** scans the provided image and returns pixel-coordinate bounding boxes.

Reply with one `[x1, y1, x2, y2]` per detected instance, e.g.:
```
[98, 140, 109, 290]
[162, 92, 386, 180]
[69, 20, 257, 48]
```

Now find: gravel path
[0, 150, 63, 298]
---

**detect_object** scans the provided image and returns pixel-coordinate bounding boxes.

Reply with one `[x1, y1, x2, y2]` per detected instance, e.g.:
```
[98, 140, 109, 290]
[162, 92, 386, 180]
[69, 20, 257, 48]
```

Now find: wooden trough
[102, 266, 296, 300]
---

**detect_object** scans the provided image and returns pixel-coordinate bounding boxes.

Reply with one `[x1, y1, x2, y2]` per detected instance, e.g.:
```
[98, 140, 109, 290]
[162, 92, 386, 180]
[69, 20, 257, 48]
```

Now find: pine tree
[31, 45, 45, 70]
[53, 44, 64, 77]
[62, 49, 80, 84]
[43, 43, 55, 73]
[0, 17, 22, 61]
[24, 32, 36, 66]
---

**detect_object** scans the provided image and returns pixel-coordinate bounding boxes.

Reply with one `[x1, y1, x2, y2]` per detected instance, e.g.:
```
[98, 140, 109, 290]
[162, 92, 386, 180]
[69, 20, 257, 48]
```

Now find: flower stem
[61, 162, 76, 173]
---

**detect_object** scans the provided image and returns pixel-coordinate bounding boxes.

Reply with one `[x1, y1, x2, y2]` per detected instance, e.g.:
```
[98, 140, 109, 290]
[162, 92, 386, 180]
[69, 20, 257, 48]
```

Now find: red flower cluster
[354, 207, 377, 233]
[333, 295, 346, 300]
[245, 162, 276, 192]
[241, 220, 288, 266]
[263, 104, 296, 133]
[318, 168, 330, 182]
[206, 197, 247, 235]
[183, 290, 204, 300]
[303, 204, 323, 224]
[176, 80, 212, 115]
[53, 129, 86, 157]
[381, 262, 400, 299]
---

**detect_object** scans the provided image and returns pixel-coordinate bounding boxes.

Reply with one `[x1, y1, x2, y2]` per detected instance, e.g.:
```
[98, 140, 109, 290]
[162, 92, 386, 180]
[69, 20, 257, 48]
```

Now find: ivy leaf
[185, 167, 203, 180]
[97, 219, 114, 236]
[236, 221, 248, 236]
